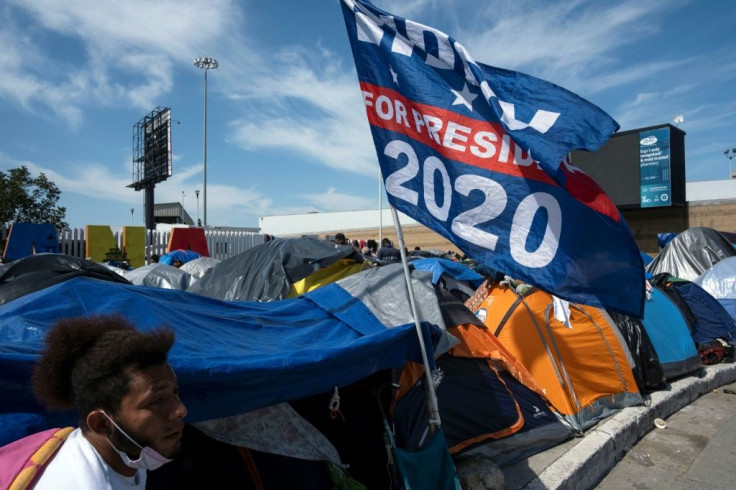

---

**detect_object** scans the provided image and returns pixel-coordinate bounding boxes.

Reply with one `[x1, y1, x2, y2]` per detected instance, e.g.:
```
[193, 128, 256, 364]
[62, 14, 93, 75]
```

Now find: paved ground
[499, 363, 736, 490]
[597, 381, 736, 489]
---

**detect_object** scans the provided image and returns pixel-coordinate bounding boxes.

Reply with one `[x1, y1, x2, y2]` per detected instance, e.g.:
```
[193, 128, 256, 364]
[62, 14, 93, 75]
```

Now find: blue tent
[0, 274, 450, 443]
[652, 274, 736, 346]
[639, 285, 701, 380]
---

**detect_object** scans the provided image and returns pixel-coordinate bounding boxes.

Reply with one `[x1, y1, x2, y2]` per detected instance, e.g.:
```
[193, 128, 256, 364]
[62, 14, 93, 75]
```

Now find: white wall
[259, 208, 418, 236]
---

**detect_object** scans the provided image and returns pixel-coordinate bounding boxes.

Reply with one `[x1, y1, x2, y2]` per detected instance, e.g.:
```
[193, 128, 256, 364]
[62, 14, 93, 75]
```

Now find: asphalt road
[596, 381, 736, 489]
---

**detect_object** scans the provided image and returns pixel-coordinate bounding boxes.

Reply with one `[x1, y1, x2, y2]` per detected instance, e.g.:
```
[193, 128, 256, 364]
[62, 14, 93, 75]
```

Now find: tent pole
[390, 205, 441, 430]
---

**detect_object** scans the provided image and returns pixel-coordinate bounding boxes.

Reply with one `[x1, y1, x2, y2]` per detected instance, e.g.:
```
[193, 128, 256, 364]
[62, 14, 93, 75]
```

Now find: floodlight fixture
[193, 57, 219, 227]
[673, 115, 684, 126]
[724, 148, 736, 179]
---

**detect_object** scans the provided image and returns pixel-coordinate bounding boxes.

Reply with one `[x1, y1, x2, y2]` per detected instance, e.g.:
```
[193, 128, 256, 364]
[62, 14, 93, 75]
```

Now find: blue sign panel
[640, 127, 671, 208]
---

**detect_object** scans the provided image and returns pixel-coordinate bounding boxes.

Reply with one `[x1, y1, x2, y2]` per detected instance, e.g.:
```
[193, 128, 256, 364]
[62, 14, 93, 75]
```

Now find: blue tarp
[0, 276, 444, 437]
[411, 258, 484, 289]
[159, 249, 201, 266]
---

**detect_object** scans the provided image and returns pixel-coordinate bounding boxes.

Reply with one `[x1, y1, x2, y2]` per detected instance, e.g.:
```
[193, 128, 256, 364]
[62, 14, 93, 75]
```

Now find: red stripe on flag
[359, 82, 555, 185]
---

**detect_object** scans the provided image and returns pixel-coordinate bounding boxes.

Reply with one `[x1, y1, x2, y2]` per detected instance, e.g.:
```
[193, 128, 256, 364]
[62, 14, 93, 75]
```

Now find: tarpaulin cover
[0, 275, 446, 435]
[640, 285, 701, 380]
[647, 227, 736, 281]
[411, 258, 484, 289]
[124, 263, 194, 290]
[159, 249, 201, 266]
[187, 237, 363, 302]
[694, 256, 736, 300]
[179, 257, 220, 279]
[0, 253, 130, 305]
[694, 256, 736, 321]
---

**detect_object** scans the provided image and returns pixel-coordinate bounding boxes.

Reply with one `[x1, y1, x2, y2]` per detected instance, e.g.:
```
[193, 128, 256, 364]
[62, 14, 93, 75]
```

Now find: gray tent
[187, 236, 363, 302]
[124, 263, 194, 290]
[647, 227, 736, 280]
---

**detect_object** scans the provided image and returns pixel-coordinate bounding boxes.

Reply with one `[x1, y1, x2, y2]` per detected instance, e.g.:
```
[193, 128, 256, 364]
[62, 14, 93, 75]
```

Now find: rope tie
[329, 385, 345, 421]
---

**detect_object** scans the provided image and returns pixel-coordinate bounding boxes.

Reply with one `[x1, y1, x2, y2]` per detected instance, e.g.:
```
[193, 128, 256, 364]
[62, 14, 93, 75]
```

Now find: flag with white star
[340, 0, 645, 317]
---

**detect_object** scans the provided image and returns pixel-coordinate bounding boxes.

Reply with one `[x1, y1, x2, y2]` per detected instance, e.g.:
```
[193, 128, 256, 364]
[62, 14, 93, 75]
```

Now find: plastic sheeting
[337, 264, 457, 356]
[608, 311, 665, 393]
[187, 237, 362, 302]
[159, 249, 201, 266]
[0, 273, 449, 431]
[0, 253, 130, 305]
[647, 227, 736, 281]
[179, 257, 220, 279]
[411, 258, 484, 289]
[194, 403, 342, 465]
[124, 264, 194, 290]
[694, 256, 736, 300]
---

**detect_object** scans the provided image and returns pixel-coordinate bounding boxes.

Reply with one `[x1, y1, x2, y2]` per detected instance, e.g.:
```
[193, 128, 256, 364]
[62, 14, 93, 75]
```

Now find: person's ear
[87, 410, 113, 437]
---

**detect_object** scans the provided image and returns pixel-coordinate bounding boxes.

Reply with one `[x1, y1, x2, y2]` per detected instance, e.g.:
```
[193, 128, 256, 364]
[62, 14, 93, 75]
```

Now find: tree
[0, 166, 69, 231]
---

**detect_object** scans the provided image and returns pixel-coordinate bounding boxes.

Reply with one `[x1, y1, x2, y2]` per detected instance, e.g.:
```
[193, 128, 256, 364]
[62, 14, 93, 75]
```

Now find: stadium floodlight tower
[725, 148, 736, 179]
[128, 107, 173, 230]
[193, 57, 218, 227]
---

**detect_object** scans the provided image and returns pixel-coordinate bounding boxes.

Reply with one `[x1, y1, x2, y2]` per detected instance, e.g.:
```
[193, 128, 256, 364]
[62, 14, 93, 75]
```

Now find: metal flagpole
[378, 166, 383, 245]
[390, 205, 441, 429]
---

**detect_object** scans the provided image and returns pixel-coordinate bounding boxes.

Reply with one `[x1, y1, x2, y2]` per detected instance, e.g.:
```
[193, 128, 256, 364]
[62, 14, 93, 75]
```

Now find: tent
[187, 237, 366, 302]
[651, 273, 736, 346]
[393, 286, 573, 468]
[0, 264, 457, 432]
[639, 283, 701, 380]
[179, 256, 220, 279]
[474, 283, 643, 433]
[0, 253, 130, 305]
[647, 227, 736, 281]
[694, 256, 736, 322]
[124, 263, 194, 290]
[0, 265, 459, 487]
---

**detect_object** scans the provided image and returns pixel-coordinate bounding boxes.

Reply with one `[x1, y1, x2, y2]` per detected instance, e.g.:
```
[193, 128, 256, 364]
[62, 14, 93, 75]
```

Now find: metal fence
[2, 227, 268, 262]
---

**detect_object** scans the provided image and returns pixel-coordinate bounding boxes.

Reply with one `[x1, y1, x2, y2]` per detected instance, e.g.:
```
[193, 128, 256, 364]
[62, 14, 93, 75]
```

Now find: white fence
[2, 228, 268, 262]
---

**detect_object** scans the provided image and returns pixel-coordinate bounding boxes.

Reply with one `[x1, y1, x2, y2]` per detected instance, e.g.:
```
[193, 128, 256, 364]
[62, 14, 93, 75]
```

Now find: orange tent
[392, 288, 572, 466]
[474, 283, 642, 432]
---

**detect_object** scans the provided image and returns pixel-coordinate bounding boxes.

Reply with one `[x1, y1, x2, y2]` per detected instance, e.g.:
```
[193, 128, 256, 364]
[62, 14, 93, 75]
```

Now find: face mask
[100, 411, 174, 471]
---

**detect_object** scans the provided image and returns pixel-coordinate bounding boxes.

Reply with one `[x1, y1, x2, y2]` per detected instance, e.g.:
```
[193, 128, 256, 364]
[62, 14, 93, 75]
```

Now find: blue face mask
[100, 411, 174, 471]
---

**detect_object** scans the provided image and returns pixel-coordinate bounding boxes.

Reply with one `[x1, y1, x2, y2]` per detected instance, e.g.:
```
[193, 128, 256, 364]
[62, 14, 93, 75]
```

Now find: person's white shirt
[34, 428, 146, 489]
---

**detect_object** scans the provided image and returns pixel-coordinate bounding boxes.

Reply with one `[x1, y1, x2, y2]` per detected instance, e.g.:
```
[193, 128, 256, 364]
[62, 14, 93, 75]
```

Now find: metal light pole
[195, 189, 201, 227]
[725, 148, 736, 179]
[193, 57, 219, 227]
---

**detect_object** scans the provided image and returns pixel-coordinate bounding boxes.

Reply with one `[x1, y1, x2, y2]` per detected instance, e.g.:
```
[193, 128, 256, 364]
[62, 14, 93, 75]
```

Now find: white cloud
[1, 0, 244, 117]
[299, 187, 376, 212]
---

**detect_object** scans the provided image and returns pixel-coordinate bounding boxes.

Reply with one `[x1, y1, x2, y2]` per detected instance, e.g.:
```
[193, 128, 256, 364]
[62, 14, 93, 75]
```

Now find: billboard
[570, 124, 686, 209]
[639, 127, 671, 208]
[129, 107, 172, 190]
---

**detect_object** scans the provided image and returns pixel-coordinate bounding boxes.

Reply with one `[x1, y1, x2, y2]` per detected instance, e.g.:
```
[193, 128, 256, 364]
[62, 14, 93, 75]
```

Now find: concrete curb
[522, 363, 736, 489]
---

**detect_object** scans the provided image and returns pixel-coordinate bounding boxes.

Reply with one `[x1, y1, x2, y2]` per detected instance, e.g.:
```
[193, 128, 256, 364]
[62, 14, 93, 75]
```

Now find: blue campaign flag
[340, 0, 645, 317]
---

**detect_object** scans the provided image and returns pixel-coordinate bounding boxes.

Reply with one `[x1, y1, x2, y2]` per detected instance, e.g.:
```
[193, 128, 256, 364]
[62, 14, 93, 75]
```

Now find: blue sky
[1, 0, 735, 230]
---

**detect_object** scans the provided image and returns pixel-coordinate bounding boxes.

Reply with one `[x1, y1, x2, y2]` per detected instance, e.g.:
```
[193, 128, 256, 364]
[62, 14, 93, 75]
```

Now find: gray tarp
[187, 237, 362, 302]
[124, 263, 194, 290]
[179, 256, 220, 279]
[647, 227, 736, 281]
